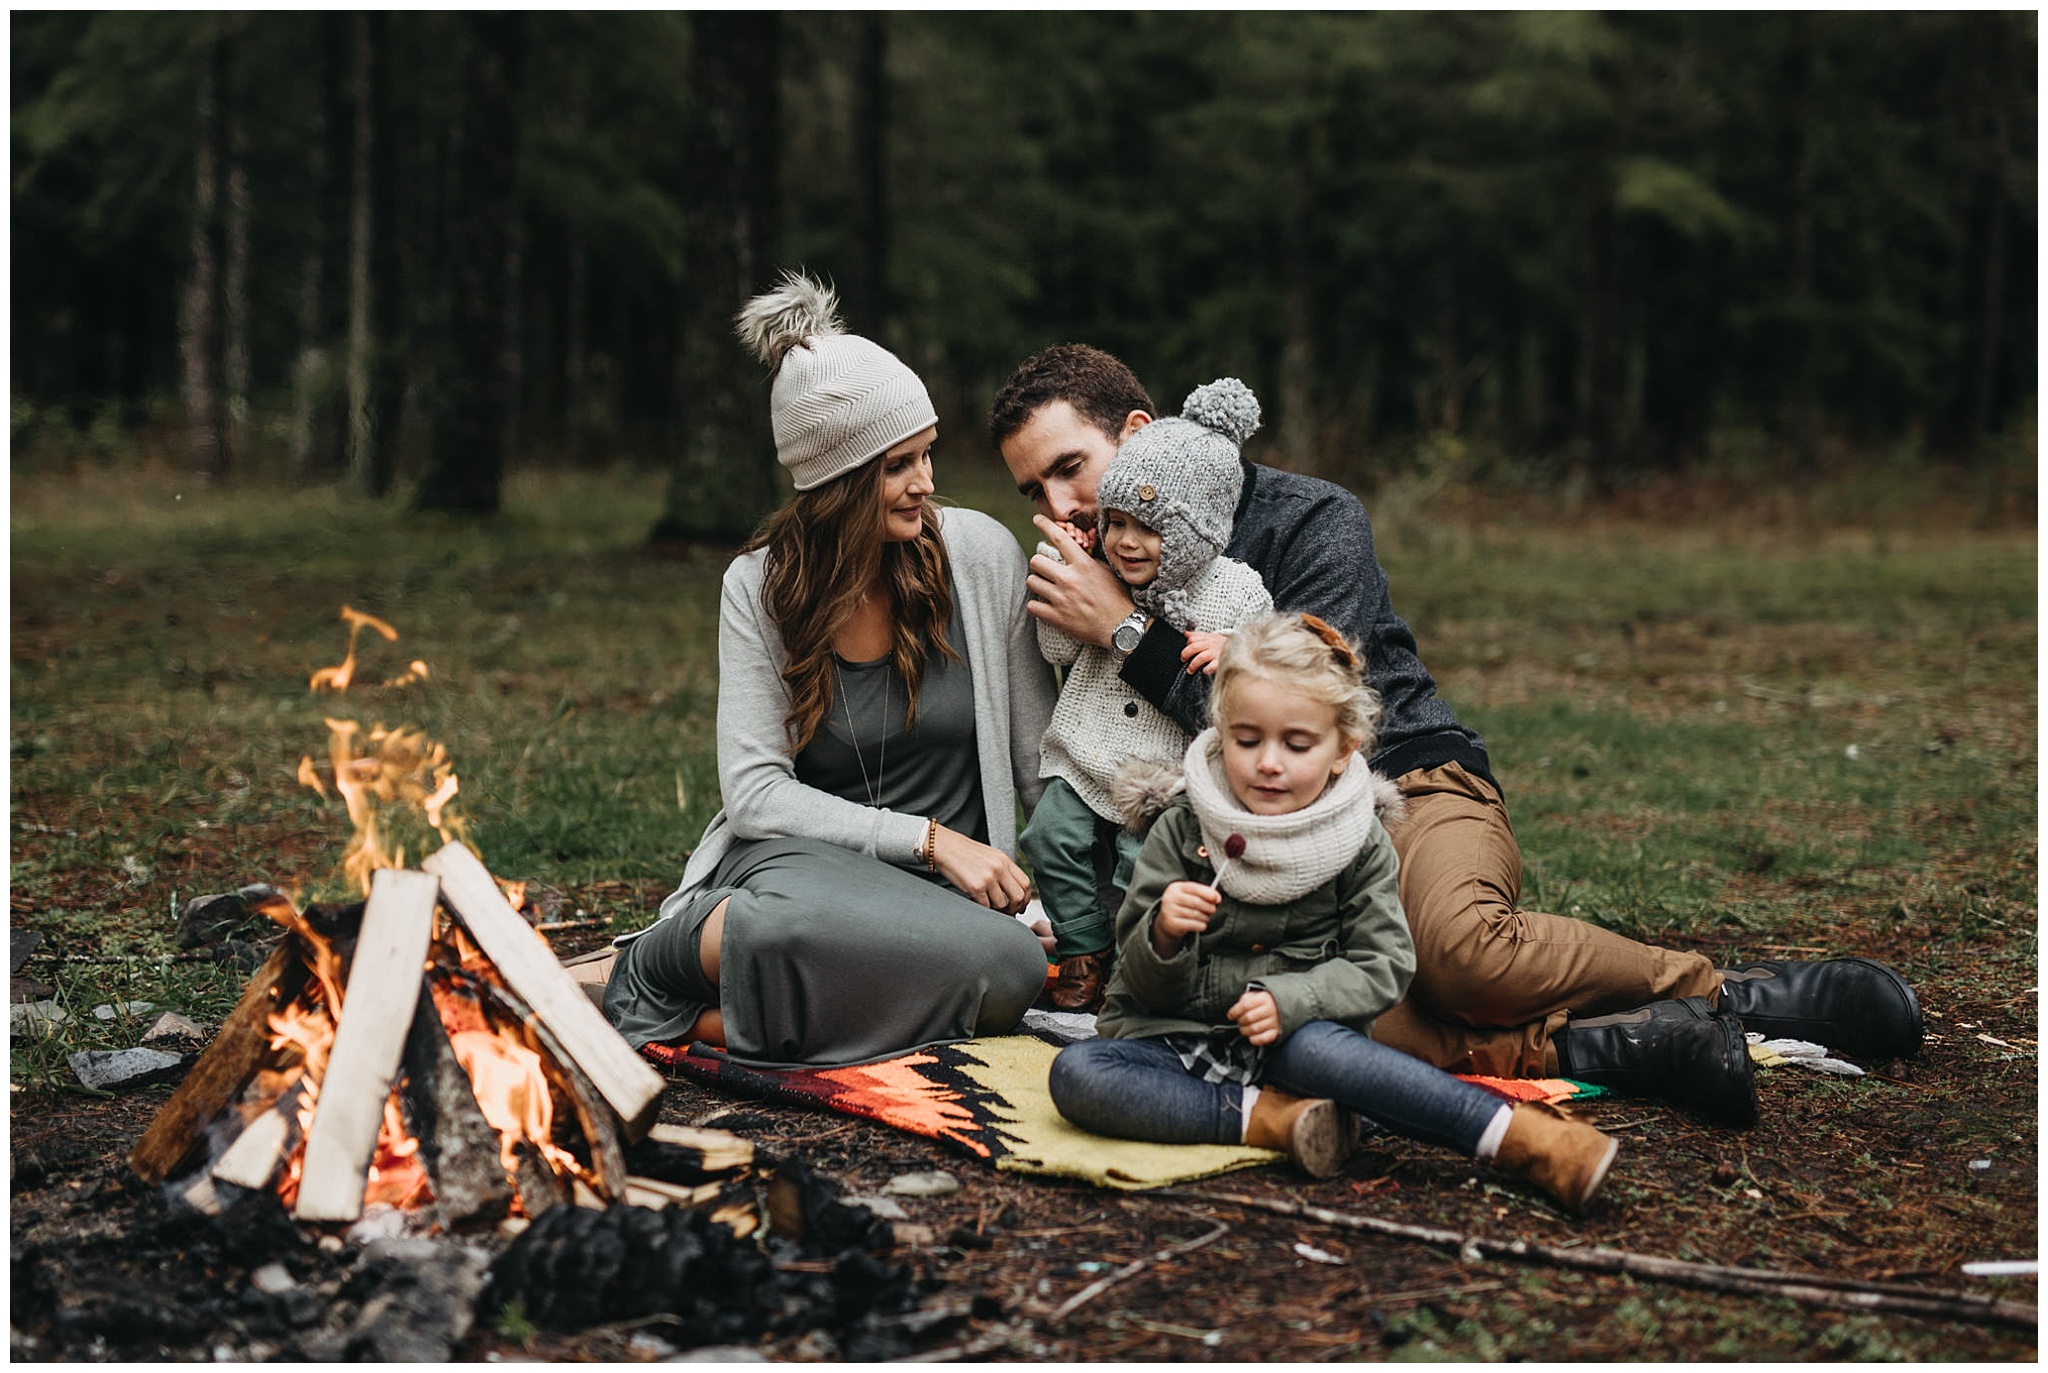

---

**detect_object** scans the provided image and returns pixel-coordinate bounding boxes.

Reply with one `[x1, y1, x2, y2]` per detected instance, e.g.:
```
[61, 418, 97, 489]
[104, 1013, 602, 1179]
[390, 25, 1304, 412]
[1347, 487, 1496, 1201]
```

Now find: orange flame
[309, 604, 400, 693]
[316, 718, 467, 897]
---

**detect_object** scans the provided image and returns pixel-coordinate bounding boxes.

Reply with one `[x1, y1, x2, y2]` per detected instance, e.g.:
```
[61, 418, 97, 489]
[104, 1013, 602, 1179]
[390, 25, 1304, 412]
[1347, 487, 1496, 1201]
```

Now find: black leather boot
[1554, 996, 1758, 1128]
[1714, 958, 1923, 1061]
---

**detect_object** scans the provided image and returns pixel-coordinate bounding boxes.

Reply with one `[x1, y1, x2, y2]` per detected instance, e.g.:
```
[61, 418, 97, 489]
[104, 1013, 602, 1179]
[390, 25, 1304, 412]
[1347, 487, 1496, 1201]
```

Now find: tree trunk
[290, 15, 348, 480]
[415, 13, 523, 515]
[181, 41, 225, 479]
[1573, 156, 1622, 485]
[1776, 32, 1818, 471]
[652, 13, 784, 548]
[1278, 122, 1315, 474]
[346, 12, 386, 496]
[222, 56, 252, 474]
[848, 13, 889, 332]
[564, 235, 591, 464]
[1960, 15, 2014, 458]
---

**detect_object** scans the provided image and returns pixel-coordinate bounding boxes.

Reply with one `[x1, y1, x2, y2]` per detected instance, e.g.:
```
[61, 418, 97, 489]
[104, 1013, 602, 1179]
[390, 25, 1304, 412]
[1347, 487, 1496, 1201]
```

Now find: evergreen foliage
[10, 12, 2035, 517]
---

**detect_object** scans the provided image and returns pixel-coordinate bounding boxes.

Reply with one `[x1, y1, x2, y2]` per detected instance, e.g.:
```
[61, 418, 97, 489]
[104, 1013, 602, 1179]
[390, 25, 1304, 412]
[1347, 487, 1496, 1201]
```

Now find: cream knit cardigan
[636, 506, 1057, 934]
[1036, 549, 1271, 823]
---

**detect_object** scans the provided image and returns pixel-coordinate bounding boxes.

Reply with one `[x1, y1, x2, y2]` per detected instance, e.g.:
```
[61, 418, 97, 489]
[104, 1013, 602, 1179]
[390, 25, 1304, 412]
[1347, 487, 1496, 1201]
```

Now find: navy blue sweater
[1119, 459, 1495, 789]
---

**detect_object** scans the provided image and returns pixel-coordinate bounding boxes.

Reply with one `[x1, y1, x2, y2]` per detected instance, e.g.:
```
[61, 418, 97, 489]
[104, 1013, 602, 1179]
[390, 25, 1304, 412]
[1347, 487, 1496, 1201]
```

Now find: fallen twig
[1047, 1217, 1231, 1322]
[896, 1323, 1029, 1362]
[534, 917, 606, 933]
[1174, 1190, 2036, 1331]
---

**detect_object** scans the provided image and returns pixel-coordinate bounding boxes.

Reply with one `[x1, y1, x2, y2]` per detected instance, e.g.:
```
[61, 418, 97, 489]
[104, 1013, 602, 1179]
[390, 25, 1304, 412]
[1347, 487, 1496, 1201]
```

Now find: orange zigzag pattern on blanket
[643, 1041, 1023, 1160]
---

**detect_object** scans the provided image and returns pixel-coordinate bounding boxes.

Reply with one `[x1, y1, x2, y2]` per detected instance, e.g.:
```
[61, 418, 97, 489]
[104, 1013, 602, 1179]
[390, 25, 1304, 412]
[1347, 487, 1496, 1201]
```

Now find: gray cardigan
[643, 505, 1057, 931]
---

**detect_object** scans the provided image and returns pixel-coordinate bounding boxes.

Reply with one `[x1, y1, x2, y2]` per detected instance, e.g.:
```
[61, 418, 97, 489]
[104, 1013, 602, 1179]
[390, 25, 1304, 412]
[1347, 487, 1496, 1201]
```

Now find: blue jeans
[1049, 1020, 1506, 1156]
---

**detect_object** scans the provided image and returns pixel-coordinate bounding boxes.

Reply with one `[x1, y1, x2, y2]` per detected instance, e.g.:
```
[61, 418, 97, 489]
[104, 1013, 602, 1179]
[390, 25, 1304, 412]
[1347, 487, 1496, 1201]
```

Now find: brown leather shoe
[1045, 948, 1114, 1013]
[1492, 1102, 1619, 1215]
[1243, 1088, 1357, 1178]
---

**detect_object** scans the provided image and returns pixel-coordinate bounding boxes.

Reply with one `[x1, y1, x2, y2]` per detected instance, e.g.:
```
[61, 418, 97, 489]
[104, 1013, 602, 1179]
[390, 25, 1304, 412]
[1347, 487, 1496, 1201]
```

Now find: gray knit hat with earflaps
[734, 272, 937, 492]
[1095, 377, 1260, 629]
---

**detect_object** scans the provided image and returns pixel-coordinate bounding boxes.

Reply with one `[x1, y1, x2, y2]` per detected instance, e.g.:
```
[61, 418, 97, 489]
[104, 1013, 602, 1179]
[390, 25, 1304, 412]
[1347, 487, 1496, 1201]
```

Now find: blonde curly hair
[1210, 611, 1380, 755]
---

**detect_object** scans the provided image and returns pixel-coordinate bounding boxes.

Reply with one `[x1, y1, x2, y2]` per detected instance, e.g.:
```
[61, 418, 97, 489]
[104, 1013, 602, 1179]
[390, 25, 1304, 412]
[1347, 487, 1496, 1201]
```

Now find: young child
[1022, 378, 1273, 1012]
[1047, 612, 1619, 1214]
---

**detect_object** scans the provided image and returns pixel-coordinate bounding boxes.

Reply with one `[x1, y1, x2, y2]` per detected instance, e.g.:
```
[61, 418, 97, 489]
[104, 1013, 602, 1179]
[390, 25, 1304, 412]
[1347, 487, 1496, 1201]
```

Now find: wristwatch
[1111, 609, 1151, 655]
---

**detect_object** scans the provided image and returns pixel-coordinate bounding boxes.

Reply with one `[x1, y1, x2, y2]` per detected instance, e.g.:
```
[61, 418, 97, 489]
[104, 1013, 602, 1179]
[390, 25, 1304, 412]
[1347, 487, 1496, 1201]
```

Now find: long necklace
[836, 661, 888, 808]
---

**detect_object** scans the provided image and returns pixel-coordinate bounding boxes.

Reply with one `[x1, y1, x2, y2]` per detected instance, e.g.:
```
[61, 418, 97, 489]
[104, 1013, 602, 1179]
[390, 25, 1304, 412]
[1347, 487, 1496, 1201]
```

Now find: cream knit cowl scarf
[1179, 727, 1383, 904]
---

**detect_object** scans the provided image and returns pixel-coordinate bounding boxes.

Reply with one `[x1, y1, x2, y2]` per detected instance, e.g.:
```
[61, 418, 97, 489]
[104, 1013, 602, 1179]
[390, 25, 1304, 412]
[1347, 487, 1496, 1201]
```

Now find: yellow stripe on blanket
[959, 1035, 1281, 1190]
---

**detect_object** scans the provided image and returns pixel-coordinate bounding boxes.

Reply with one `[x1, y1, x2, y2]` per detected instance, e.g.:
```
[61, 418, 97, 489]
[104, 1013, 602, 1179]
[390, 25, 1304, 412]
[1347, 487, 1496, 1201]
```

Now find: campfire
[130, 606, 669, 1231]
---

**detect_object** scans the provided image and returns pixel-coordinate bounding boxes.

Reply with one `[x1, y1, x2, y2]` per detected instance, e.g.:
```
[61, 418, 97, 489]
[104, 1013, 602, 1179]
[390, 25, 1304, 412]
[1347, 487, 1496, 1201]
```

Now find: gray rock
[67, 1047, 185, 1091]
[91, 1000, 155, 1021]
[10, 929, 42, 975]
[843, 1194, 911, 1221]
[141, 1010, 211, 1043]
[250, 1262, 298, 1295]
[882, 1170, 960, 1198]
[11, 1001, 68, 1036]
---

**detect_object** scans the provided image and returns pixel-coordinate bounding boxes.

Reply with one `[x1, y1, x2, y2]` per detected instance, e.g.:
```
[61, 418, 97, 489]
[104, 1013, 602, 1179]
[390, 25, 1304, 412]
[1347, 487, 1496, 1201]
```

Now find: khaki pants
[1369, 762, 1720, 1077]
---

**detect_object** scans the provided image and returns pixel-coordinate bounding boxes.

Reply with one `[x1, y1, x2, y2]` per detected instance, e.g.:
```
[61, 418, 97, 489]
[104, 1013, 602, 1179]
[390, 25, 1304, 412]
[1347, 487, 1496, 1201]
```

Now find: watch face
[1114, 624, 1141, 652]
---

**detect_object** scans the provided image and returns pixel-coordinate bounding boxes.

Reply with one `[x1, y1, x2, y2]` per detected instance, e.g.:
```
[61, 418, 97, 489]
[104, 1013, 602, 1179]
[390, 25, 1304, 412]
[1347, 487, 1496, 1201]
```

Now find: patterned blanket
[641, 1027, 1608, 1191]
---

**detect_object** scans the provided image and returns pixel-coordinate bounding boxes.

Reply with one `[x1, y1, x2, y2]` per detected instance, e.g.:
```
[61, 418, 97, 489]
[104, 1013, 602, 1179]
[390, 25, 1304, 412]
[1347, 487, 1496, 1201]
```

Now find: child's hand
[1228, 987, 1282, 1045]
[1151, 880, 1218, 956]
[1054, 518, 1096, 555]
[1181, 629, 1231, 675]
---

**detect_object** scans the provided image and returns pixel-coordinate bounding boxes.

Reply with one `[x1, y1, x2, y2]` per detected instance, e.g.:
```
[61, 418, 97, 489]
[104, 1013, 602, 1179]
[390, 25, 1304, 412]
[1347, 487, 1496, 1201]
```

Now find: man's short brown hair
[987, 344, 1158, 449]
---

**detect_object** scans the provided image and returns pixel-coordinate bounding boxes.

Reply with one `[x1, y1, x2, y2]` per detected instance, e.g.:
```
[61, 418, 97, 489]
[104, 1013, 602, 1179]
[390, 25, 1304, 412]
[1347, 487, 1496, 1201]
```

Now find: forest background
[10, 10, 2037, 526]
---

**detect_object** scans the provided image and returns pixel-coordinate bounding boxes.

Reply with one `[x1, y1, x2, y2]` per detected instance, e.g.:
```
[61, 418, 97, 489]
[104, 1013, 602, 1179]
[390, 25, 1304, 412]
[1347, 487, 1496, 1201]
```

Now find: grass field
[9, 462, 2035, 1082]
[9, 461, 2038, 1360]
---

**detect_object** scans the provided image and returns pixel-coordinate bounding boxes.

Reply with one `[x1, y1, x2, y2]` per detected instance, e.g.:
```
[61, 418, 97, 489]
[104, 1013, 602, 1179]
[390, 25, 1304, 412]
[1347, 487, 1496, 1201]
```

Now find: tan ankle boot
[1492, 1103, 1619, 1215]
[1243, 1089, 1357, 1178]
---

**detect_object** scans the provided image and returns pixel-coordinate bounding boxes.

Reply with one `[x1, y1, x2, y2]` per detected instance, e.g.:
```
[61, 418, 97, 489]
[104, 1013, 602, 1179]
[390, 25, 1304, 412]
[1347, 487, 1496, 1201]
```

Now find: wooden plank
[644, 1122, 754, 1173]
[210, 1083, 303, 1191]
[423, 842, 662, 1129]
[294, 868, 439, 1222]
[130, 938, 302, 1184]
[624, 1175, 726, 1210]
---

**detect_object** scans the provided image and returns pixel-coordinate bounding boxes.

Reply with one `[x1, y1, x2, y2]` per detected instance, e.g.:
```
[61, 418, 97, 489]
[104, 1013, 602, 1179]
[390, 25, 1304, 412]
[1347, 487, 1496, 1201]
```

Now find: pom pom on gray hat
[1180, 376, 1261, 446]
[733, 270, 937, 492]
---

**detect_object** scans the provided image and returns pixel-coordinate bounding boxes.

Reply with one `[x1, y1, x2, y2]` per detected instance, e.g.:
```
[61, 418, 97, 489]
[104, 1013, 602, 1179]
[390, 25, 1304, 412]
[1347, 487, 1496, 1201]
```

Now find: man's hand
[1228, 987, 1282, 1046]
[1151, 880, 1218, 957]
[1181, 629, 1231, 676]
[1027, 514, 1133, 650]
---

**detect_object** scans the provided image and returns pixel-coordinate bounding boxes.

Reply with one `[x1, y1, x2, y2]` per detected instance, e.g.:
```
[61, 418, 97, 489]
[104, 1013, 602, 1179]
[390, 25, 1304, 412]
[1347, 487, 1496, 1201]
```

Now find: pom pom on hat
[735, 271, 845, 370]
[1180, 377, 1261, 446]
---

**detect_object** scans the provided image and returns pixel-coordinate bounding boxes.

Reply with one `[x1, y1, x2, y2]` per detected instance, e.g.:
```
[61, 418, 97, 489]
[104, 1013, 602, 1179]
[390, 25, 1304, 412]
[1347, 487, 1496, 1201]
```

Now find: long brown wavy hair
[750, 458, 962, 754]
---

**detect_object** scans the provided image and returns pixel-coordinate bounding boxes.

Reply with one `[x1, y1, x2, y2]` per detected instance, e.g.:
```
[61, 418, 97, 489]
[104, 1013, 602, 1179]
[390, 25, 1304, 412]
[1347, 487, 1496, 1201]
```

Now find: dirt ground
[8, 908, 2037, 1363]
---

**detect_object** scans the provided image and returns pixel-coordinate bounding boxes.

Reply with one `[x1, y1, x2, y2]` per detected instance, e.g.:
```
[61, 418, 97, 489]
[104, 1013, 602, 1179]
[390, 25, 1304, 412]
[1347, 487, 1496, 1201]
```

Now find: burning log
[398, 985, 513, 1229]
[472, 968, 631, 1205]
[131, 939, 305, 1184]
[295, 868, 439, 1222]
[422, 841, 663, 1134]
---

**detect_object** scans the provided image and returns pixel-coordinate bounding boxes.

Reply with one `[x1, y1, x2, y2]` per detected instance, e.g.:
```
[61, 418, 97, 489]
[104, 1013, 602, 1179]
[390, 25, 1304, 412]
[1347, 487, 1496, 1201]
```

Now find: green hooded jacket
[1095, 795, 1415, 1043]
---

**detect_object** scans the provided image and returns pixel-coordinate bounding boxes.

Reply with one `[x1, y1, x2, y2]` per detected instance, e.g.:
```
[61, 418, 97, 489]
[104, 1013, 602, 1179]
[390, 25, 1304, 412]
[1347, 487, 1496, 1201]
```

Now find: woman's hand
[1180, 629, 1231, 675]
[1228, 987, 1282, 1046]
[929, 824, 1033, 914]
[1152, 879, 1218, 957]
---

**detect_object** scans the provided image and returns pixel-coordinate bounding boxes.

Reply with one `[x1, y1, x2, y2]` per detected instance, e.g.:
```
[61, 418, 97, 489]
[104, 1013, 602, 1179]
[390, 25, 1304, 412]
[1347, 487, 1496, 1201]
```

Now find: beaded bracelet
[923, 815, 940, 872]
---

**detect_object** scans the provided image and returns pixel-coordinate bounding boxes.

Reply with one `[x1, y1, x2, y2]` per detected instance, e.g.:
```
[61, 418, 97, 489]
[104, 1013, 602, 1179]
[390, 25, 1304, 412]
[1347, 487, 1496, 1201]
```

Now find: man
[990, 344, 1922, 1126]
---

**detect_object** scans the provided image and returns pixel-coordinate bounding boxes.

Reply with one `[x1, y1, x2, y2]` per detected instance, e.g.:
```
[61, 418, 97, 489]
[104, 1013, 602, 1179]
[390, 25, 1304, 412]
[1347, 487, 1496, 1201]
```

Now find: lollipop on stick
[1210, 833, 1246, 889]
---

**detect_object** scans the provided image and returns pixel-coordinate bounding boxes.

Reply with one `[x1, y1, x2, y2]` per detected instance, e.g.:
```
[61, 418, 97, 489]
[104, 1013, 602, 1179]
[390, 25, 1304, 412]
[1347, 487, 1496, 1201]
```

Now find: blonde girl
[1049, 612, 1619, 1213]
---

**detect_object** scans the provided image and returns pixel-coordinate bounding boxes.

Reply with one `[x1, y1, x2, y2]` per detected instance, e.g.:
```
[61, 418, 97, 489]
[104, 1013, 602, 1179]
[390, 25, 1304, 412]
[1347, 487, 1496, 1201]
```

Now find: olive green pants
[1369, 762, 1721, 1077]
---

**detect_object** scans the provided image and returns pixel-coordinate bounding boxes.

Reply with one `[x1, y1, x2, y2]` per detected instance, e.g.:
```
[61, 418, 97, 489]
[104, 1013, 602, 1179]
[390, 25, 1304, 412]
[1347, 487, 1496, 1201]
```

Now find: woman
[605, 272, 1057, 1068]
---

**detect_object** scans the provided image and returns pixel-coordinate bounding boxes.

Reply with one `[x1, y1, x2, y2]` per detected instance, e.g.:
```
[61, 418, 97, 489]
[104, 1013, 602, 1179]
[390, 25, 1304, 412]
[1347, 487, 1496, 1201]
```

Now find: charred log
[398, 983, 512, 1230]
